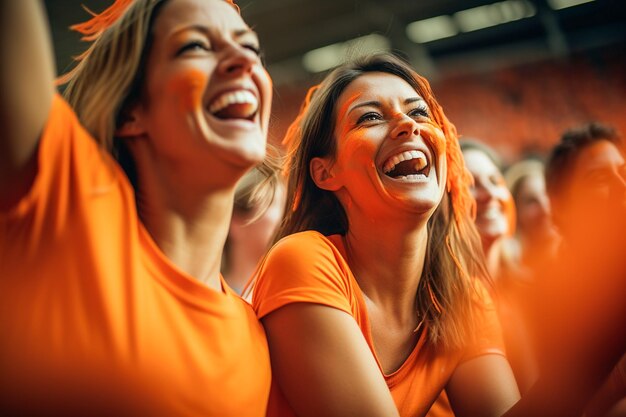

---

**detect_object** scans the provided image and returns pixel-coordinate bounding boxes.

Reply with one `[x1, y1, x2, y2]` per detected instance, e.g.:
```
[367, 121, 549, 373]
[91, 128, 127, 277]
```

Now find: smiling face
[555, 139, 626, 234]
[463, 148, 512, 250]
[128, 0, 272, 177]
[313, 72, 447, 221]
[515, 172, 555, 241]
[569, 140, 626, 204]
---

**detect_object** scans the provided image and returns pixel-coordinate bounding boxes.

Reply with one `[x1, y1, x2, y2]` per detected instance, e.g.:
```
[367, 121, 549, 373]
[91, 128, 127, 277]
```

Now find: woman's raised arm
[0, 1, 56, 207]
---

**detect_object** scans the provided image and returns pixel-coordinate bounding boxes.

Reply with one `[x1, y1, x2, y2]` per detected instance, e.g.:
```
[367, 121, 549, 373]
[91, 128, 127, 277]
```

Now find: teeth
[208, 90, 258, 114]
[392, 174, 424, 181]
[482, 206, 502, 220]
[383, 150, 428, 174]
[414, 158, 427, 171]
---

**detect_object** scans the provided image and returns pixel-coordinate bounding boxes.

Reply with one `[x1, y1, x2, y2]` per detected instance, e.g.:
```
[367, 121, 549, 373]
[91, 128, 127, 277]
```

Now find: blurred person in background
[460, 139, 538, 393]
[545, 122, 626, 248]
[540, 122, 626, 417]
[223, 168, 286, 294]
[505, 157, 559, 275]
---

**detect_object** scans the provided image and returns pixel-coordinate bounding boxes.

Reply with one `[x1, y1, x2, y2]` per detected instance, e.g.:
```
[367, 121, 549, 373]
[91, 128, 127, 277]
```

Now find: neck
[131, 147, 243, 292]
[343, 213, 429, 324]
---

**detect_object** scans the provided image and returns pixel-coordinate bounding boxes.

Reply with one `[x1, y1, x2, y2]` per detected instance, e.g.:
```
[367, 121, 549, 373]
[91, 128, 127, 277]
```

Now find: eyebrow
[170, 25, 258, 41]
[347, 97, 426, 115]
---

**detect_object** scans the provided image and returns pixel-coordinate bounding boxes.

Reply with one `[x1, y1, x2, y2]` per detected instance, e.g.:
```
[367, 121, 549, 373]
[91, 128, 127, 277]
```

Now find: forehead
[463, 149, 499, 176]
[338, 72, 420, 106]
[518, 174, 546, 196]
[572, 140, 625, 174]
[154, 0, 248, 36]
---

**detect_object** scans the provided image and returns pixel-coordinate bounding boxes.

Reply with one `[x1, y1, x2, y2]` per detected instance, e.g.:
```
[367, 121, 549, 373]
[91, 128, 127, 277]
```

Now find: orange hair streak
[282, 84, 320, 213]
[70, 0, 240, 42]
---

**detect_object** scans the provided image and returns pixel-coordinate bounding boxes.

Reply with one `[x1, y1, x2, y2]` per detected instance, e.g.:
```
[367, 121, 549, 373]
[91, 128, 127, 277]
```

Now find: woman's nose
[391, 113, 420, 140]
[474, 179, 507, 203]
[218, 43, 258, 76]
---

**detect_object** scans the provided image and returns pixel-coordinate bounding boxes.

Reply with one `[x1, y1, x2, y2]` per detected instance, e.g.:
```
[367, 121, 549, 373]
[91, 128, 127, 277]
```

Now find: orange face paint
[167, 69, 207, 112]
[336, 92, 363, 132]
[164, 69, 212, 142]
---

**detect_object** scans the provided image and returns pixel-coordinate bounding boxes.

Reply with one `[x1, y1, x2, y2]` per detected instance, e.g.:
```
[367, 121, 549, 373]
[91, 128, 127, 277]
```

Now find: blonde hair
[59, 0, 280, 201]
[234, 165, 284, 221]
[60, 0, 163, 150]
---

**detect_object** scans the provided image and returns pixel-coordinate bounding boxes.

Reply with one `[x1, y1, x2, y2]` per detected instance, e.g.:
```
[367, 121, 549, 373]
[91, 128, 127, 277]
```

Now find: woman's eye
[177, 41, 210, 55]
[489, 174, 504, 187]
[408, 107, 429, 119]
[242, 43, 262, 56]
[356, 112, 382, 124]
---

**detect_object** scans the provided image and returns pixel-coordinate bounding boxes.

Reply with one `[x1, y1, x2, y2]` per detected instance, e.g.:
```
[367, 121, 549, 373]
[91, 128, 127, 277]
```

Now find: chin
[241, 146, 266, 166]
[481, 228, 507, 243]
[223, 139, 267, 167]
[402, 196, 441, 217]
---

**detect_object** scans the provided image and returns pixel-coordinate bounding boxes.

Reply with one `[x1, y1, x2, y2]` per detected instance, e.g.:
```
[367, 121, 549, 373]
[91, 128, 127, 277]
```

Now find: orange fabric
[252, 231, 505, 417]
[427, 391, 455, 417]
[0, 94, 270, 416]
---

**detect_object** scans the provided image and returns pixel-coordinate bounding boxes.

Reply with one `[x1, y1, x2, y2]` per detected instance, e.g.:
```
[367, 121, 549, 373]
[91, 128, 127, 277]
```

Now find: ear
[115, 105, 146, 137]
[310, 156, 341, 191]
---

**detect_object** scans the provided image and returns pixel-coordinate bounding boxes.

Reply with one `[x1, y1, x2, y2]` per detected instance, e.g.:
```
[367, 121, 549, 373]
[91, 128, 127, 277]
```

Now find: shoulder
[268, 230, 340, 263]
[41, 93, 92, 145]
[3, 94, 127, 217]
[261, 231, 354, 282]
[260, 231, 350, 275]
[39, 94, 108, 168]
[252, 231, 355, 318]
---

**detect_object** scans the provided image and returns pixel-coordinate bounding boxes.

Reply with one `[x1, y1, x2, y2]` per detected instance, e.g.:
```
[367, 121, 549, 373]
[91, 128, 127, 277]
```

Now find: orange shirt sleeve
[252, 231, 355, 319]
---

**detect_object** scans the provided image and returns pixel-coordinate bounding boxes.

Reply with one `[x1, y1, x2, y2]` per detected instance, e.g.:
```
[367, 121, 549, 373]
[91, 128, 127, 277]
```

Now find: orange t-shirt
[0, 95, 270, 416]
[252, 231, 505, 417]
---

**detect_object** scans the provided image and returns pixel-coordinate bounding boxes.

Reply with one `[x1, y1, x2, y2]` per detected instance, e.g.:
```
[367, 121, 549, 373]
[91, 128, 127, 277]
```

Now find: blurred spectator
[546, 122, 626, 245]
[460, 139, 538, 393]
[428, 140, 537, 416]
[223, 168, 286, 294]
[505, 157, 559, 277]
[538, 122, 626, 417]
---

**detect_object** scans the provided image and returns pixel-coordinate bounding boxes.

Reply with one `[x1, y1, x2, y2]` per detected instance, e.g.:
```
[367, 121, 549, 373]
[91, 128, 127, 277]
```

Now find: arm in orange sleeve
[0, 1, 55, 208]
[447, 354, 520, 417]
[446, 283, 521, 417]
[263, 304, 400, 417]
[254, 232, 399, 417]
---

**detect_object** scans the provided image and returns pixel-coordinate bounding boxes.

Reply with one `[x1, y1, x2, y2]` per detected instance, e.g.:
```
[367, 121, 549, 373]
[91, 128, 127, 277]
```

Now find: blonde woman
[223, 168, 286, 294]
[0, 0, 277, 415]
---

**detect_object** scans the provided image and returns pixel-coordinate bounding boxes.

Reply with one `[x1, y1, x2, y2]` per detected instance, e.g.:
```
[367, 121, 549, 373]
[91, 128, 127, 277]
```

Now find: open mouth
[382, 150, 430, 179]
[481, 205, 504, 220]
[208, 89, 259, 121]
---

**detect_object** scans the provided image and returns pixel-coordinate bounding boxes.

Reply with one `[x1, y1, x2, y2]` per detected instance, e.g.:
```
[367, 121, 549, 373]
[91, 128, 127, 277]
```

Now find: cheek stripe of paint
[169, 69, 207, 112]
